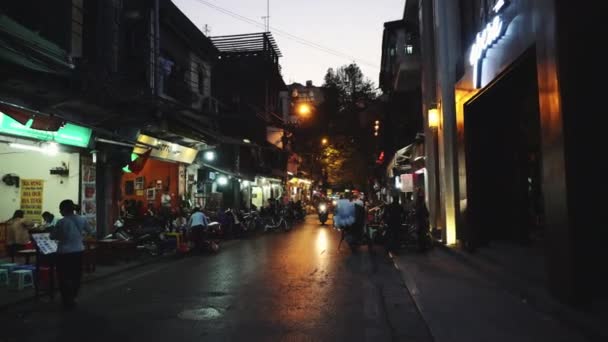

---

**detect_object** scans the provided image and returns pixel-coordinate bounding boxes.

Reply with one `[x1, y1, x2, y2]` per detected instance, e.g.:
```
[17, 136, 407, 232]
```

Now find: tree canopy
[323, 63, 377, 113]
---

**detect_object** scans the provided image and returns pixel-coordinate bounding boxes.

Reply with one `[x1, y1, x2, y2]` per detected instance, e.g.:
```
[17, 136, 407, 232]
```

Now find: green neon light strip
[0, 112, 92, 147]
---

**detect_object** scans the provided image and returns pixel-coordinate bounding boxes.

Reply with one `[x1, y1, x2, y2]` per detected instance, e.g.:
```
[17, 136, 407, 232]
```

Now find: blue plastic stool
[0, 263, 18, 273]
[8, 269, 34, 291]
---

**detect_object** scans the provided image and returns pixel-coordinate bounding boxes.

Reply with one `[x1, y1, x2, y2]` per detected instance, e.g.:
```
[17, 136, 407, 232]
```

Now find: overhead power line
[192, 0, 380, 69]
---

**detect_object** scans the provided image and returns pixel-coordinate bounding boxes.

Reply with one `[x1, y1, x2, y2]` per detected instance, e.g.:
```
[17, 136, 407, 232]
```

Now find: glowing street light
[217, 175, 228, 186]
[204, 150, 216, 161]
[297, 103, 312, 117]
[321, 138, 328, 145]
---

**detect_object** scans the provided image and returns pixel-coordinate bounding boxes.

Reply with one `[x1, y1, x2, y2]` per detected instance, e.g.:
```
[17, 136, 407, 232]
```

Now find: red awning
[0, 104, 65, 131]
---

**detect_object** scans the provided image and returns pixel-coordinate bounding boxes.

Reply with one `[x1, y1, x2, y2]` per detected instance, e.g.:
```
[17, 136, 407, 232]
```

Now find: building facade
[417, 0, 605, 306]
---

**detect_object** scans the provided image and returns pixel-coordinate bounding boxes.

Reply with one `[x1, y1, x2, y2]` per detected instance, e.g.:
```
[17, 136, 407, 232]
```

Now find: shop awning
[0, 103, 65, 131]
[387, 138, 425, 178]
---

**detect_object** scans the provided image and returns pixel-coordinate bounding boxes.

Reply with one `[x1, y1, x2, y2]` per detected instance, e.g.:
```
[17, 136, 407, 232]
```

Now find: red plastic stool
[37, 267, 51, 289]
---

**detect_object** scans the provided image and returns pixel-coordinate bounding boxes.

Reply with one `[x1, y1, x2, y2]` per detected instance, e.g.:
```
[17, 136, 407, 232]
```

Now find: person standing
[383, 195, 405, 254]
[40, 211, 58, 231]
[50, 200, 95, 310]
[188, 207, 209, 252]
[414, 190, 430, 252]
[6, 210, 34, 262]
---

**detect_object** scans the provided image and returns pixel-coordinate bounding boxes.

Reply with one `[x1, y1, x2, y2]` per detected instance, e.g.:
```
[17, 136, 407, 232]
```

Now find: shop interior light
[204, 151, 216, 162]
[45, 142, 59, 156]
[217, 175, 228, 186]
[9, 142, 43, 153]
[242, 180, 250, 187]
[243, 138, 251, 144]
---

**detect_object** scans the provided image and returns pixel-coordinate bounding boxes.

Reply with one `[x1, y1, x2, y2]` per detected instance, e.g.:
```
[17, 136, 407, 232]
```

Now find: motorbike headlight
[319, 204, 327, 212]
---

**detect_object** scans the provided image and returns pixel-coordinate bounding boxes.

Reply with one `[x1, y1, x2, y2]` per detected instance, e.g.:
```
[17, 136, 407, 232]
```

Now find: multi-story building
[379, 1, 425, 201]
[0, 0, 221, 236]
[209, 32, 289, 208]
[416, 0, 605, 312]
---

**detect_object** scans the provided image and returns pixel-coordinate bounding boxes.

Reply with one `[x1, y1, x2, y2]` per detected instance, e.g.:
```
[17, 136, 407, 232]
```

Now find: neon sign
[0, 112, 92, 147]
[469, 1, 508, 88]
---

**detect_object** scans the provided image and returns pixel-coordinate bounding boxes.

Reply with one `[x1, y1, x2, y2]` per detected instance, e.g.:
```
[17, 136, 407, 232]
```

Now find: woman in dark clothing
[415, 190, 430, 252]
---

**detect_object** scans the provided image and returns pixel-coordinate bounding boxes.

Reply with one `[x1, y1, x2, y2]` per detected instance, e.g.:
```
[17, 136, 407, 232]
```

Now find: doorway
[463, 47, 544, 278]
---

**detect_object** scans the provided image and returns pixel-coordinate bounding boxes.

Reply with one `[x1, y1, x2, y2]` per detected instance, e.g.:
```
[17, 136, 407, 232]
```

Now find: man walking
[50, 200, 95, 310]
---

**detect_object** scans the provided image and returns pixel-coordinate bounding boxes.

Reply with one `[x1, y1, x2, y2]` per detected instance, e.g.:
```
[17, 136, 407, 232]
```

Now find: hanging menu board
[31, 233, 57, 255]
[20, 179, 44, 223]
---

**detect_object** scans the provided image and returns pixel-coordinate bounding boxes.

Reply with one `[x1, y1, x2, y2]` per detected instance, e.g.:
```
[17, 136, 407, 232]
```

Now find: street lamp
[428, 107, 440, 129]
[297, 103, 312, 117]
[204, 150, 216, 162]
[321, 138, 328, 145]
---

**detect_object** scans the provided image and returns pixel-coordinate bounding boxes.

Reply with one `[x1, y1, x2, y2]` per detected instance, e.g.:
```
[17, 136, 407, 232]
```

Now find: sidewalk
[0, 238, 244, 310]
[391, 247, 595, 342]
[0, 253, 174, 310]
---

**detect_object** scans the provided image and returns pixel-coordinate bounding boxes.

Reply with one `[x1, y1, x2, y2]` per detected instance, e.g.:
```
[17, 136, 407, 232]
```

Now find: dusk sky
[173, 0, 405, 86]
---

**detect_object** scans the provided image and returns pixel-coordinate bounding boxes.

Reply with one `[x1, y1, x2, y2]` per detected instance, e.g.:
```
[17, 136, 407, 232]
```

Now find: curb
[387, 251, 437, 342]
[435, 244, 607, 342]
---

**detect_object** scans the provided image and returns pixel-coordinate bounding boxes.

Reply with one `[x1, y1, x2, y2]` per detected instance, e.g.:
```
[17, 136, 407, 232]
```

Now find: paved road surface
[1, 216, 431, 342]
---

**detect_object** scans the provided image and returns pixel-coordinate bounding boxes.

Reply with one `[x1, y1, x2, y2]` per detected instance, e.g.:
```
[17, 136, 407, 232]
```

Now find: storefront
[386, 137, 425, 203]
[286, 177, 312, 203]
[120, 134, 197, 215]
[0, 110, 93, 227]
[424, 0, 604, 304]
[251, 176, 284, 209]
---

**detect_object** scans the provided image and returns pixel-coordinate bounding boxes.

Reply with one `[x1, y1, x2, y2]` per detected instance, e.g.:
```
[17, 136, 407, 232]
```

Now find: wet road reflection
[1, 215, 417, 341]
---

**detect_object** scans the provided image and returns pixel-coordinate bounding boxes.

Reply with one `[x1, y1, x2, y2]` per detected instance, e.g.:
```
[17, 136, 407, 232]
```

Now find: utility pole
[203, 24, 211, 36]
[262, 0, 270, 32]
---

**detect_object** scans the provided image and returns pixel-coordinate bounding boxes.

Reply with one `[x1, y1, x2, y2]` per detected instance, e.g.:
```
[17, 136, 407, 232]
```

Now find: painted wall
[121, 158, 179, 210]
[0, 142, 80, 221]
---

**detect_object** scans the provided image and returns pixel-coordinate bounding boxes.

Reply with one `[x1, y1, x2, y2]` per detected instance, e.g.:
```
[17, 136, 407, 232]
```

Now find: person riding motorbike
[317, 199, 329, 225]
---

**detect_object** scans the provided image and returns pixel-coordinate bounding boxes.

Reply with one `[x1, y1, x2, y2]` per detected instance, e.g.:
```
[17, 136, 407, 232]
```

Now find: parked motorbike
[105, 218, 165, 256]
[318, 203, 329, 225]
[264, 207, 291, 232]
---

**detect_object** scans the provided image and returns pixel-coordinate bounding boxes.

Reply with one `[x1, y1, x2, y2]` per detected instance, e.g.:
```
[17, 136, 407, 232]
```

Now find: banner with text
[20, 179, 44, 222]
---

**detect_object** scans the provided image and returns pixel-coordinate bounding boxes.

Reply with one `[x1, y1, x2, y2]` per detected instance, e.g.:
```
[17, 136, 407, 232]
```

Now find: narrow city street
[0, 216, 432, 342]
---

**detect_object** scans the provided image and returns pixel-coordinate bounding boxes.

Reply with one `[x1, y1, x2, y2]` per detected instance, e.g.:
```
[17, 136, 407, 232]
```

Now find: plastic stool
[0, 269, 8, 287]
[37, 267, 51, 289]
[14, 265, 36, 272]
[8, 270, 34, 291]
[0, 263, 18, 273]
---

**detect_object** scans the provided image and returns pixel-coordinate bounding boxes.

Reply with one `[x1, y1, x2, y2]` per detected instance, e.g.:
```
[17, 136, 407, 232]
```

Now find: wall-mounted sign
[0, 112, 92, 147]
[20, 179, 44, 222]
[469, 1, 509, 88]
[133, 134, 198, 164]
[400, 174, 414, 193]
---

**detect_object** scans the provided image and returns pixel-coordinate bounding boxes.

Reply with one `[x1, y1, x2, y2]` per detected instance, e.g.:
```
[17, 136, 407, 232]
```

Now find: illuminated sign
[0, 112, 92, 148]
[133, 134, 198, 164]
[469, 1, 508, 88]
